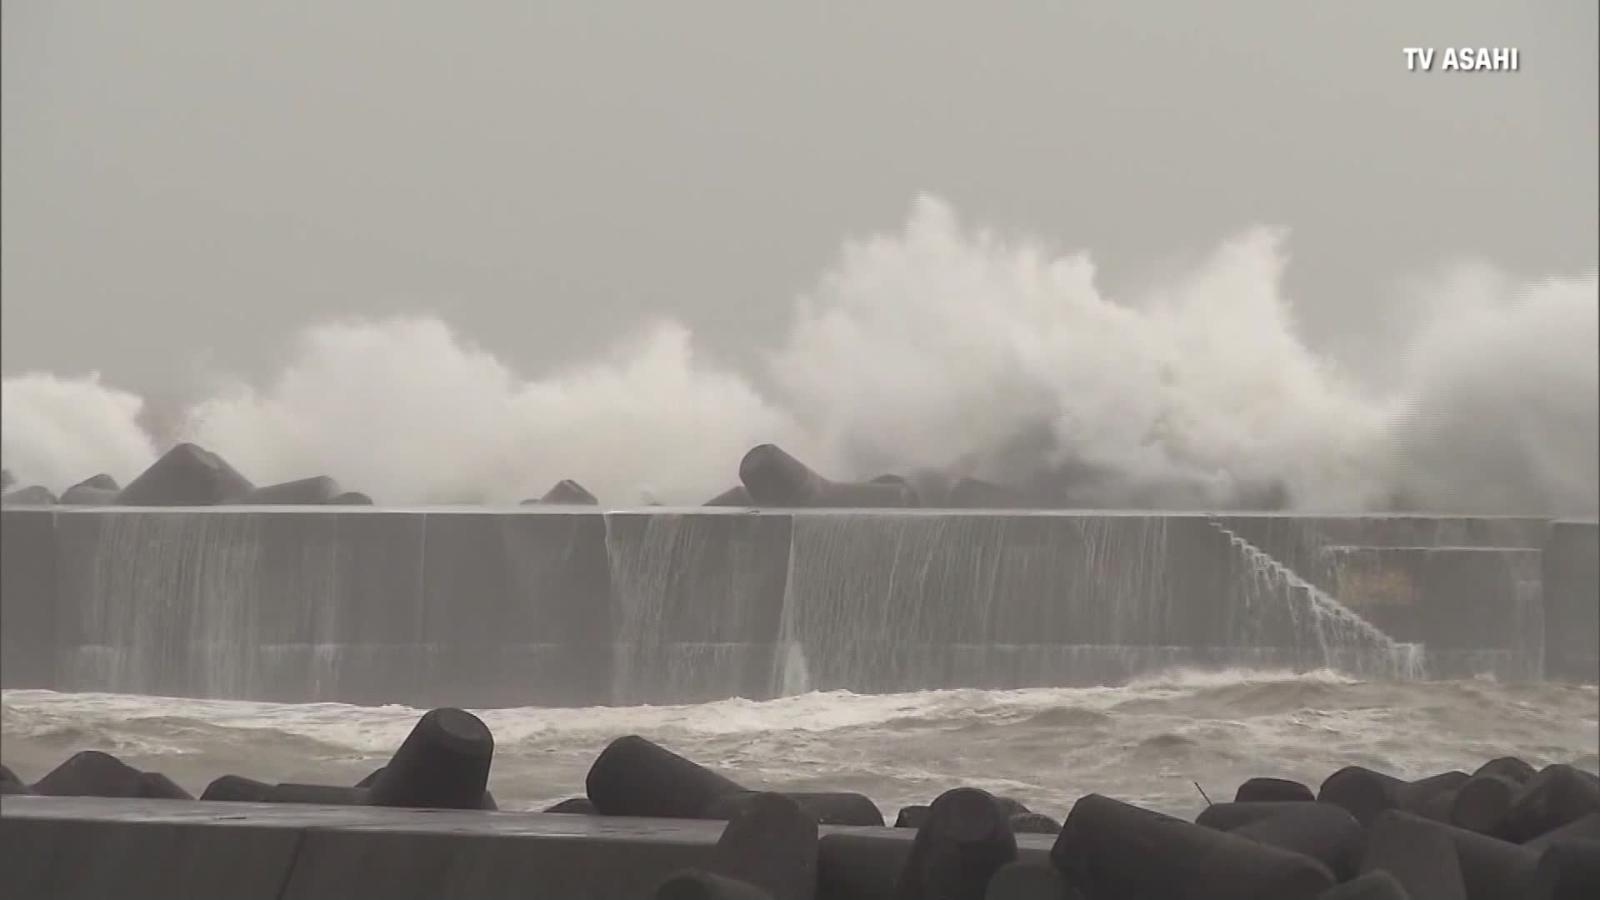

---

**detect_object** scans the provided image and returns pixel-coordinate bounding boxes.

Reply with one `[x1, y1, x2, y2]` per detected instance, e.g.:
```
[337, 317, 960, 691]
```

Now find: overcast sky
[3, 1, 1595, 401]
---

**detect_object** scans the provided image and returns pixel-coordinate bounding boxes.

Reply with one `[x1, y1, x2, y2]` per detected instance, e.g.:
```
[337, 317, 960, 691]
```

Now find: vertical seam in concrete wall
[416, 512, 429, 660]
[273, 825, 311, 900]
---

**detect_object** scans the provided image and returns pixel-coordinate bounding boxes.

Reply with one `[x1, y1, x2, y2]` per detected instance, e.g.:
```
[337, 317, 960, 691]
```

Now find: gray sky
[4, 1, 1596, 401]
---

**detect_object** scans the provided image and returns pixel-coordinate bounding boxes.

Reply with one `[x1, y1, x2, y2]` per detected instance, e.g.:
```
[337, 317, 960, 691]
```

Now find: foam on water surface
[4, 673, 1595, 821]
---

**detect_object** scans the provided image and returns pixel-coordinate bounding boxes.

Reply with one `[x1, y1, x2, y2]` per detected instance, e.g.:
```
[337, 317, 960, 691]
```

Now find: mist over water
[3, 197, 1596, 513]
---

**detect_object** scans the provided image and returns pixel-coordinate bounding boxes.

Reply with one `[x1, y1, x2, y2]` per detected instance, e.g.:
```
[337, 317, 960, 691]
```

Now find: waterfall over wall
[50, 510, 435, 703]
[60, 510, 268, 697]
[1, 507, 1585, 707]
[771, 515, 1191, 693]
[1209, 519, 1425, 679]
[604, 511, 790, 703]
[1212, 514, 1555, 680]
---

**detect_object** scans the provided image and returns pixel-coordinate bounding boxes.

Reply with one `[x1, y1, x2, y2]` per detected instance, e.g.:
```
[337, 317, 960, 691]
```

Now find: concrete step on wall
[1318, 546, 1542, 649]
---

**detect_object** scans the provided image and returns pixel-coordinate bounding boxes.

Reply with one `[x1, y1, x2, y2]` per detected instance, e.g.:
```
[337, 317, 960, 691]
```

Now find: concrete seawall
[2, 508, 1593, 706]
[1544, 520, 1600, 682]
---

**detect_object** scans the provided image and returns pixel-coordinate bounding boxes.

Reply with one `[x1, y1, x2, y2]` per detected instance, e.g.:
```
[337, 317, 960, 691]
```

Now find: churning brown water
[4, 669, 1595, 820]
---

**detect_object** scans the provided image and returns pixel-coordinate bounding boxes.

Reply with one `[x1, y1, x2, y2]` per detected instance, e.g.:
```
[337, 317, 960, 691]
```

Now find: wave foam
[3, 196, 1595, 513]
[5, 677, 1595, 818]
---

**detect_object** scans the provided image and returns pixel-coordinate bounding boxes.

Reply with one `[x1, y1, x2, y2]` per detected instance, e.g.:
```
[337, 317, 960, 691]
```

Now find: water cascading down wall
[1, 507, 1593, 707]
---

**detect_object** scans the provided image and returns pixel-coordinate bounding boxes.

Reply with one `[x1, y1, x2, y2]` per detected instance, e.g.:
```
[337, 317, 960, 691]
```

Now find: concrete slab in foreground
[0, 795, 1056, 899]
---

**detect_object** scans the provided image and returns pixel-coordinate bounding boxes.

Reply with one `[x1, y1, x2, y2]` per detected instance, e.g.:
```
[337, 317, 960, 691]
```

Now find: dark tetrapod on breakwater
[4, 715, 1599, 899]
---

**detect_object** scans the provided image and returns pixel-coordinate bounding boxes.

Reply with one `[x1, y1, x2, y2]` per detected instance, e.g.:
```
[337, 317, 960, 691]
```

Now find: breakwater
[4, 719, 1598, 900]
[2, 508, 1594, 706]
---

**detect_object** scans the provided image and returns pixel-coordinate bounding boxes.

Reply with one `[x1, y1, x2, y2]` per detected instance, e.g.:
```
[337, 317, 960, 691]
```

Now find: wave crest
[3, 197, 1595, 513]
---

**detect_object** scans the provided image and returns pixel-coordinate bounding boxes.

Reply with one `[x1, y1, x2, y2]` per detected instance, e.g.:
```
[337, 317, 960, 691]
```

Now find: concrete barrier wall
[2, 507, 1587, 706]
[416, 511, 613, 707]
[0, 795, 1058, 900]
[1319, 546, 1544, 679]
[1543, 520, 1600, 683]
[50, 510, 434, 704]
[0, 796, 721, 900]
[1, 805, 303, 900]
[1215, 514, 1550, 594]
[605, 511, 793, 704]
[775, 515, 1242, 692]
[0, 508, 56, 687]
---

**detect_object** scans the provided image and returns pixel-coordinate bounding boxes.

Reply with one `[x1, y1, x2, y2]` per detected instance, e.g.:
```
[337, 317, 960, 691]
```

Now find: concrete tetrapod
[983, 860, 1082, 900]
[738, 444, 917, 508]
[31, 751, 145, 799]
[117, 442, 253, 505]
[1052, 793, 1334, 900]
[1524, 812, 1600, 851]
[1195, 801, 1315, 831]
[368, 707, 495, 810]
[237, 476, 342, 505]
[1317, 871, 1412, 900]
[895, 805, 930, 829]
[1502, 764, 1600, 843]
[1359, 810, 1469, 900]
[704, 790, 883, 827]
[329, 491, 374, 505]
[1236, 777, 1315, 803]
[654, 792, 817, 900]
[539, 479, 600, 505]
[707, 792, 818, 900]
[1006, 812, 1061, 835]
[1537, 839, 1600, 900]
[1, 485, 57, 506]
[1362, 810, 1550, 900]
[895, 787, 1018, 900]
[1473, 757, 1535, 785]
[137, 772, 193, 800]
[1436, 774, 1521, 836]
[1197, 801, 1364, 882]
[1, 764, 31, 795]
[586, 735, 746, 820]
[544, 797, 598, 814]
[200, 775, 273, 802]
[1318, 767, 1470, 827]
[704, 485, 753, 506]
[59, 474, 120, 505]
